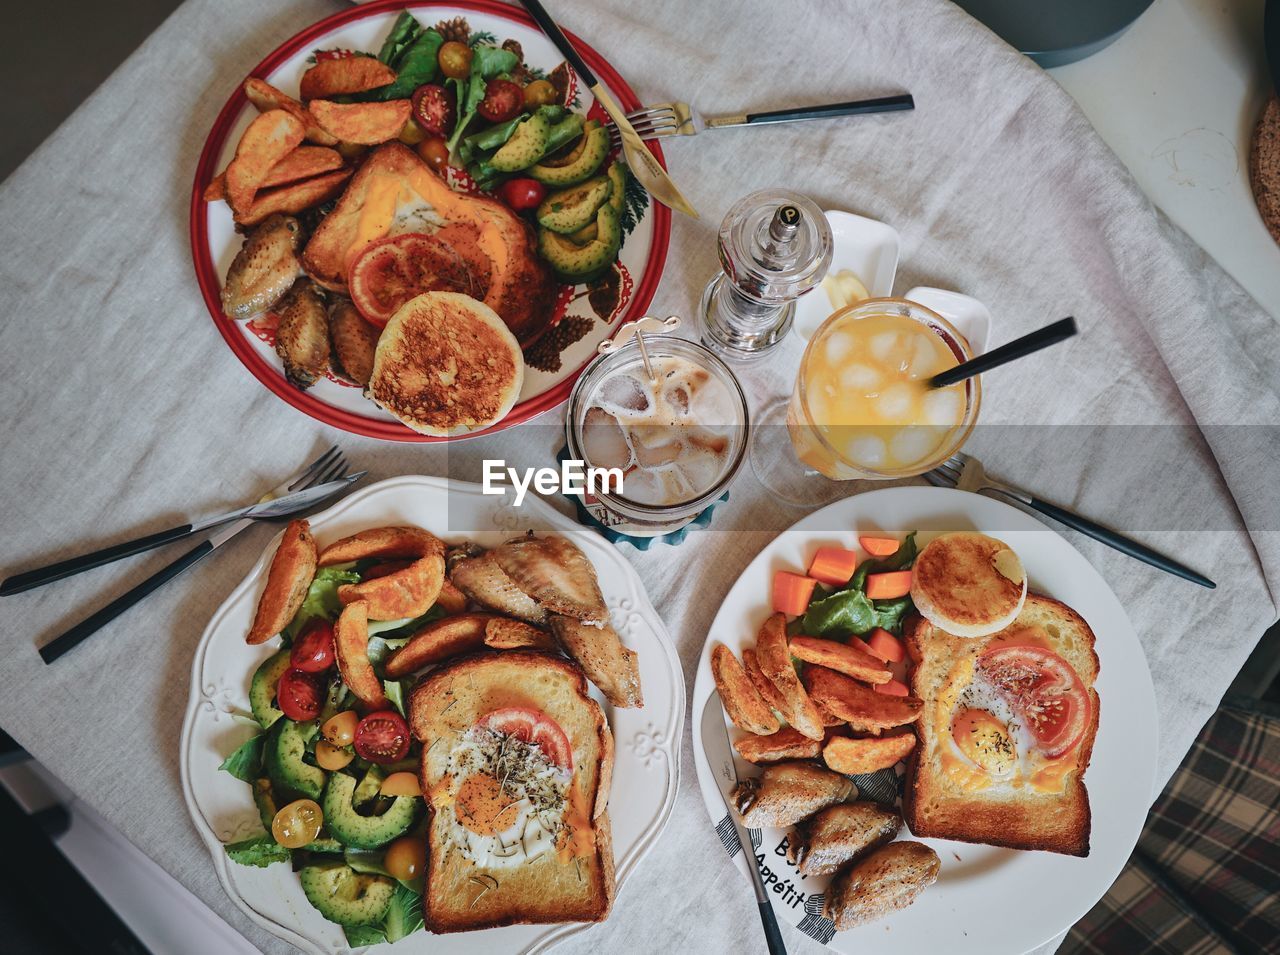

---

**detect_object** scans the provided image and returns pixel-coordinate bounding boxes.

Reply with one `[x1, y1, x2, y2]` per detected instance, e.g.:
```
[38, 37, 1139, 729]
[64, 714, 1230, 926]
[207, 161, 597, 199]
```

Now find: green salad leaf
[225, 834, 290, 868]
[344, 923, 387, 948]
[383, 679, 408, 718]
[282, 565, 361, 643]
[800, 532, 919, 638]
[446, 45, 522, 156]
[384, 883, 425, 942]
[218, 733, 264, 783]
[377, 11, 422, 64]
[360, 28, 444, 101]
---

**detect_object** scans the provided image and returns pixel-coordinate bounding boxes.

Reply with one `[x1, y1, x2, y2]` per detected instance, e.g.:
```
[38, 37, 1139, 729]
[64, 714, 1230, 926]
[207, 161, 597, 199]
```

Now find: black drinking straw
[929, 317, 1078, 388]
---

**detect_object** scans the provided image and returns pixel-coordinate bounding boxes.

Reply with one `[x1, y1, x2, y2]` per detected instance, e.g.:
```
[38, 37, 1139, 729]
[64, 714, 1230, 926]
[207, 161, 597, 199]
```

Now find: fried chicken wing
[550, 614, 643, 709]
[731, 761, 856, 829]
[788, 802, 902, 877]
[449, 550, 548, 624]
[493, 535, 607, 624]
[274, 279, 330, 389]
[823, 841, 940, 930]
[221, 214, 302, 320]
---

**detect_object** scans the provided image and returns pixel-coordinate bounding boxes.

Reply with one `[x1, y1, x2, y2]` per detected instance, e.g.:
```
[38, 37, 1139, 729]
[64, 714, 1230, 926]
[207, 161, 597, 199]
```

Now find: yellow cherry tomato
[384, 835, 426, 881]
[522, 79, 557, 109]
[380, 771, 422, 797]
[316, 740, 354, 771]
[438, 41, 473, 80]
[272, 799, 323, 849]
[323, 710, 359, 746]
[416, 135, 449, 172]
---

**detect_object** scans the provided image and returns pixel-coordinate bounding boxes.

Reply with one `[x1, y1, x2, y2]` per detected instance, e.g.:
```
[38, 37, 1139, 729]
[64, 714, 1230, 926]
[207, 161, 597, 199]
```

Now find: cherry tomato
[315, 740, 354, 771]
[498, 178, 546, 212]
[437, 40, 473, 80]
[384, 836, 426, 881]
[477, 78, 523, 122]
[976, 645, 1091, 757]
[380, 771, 422, 797]
[290, 619, 335, 673]
[411, 83, 456, 136]
[272, 798, 323, 849]
[522, 79, 558, 109]
[415, 134, 449, 172]
[476, 707, 573, 770]
[276, 668, 324, 722]
[354, 710, 411, 764]
[323, 709, 360, 746]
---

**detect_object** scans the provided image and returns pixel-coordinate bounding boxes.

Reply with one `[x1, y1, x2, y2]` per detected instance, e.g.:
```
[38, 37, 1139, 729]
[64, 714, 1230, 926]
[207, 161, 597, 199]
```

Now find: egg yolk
[455, 773, 519, 836]
[951, 708, 1017, 777]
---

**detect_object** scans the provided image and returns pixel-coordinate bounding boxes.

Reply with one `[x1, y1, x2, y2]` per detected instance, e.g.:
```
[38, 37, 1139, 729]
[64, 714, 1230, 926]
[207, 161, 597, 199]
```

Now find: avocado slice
[537, 176, 612, 234]
[490, 111, 551, 172]
[322, 771, 419, 850]
[539, 204, 622, 280]
[264, 719, 325, 802]
[351, 764, 385, 810]
[530, 120, 608, 186]
[299, 863, 395, 927]
[607, 161, 627, 215]
[249, 650, 291, 729]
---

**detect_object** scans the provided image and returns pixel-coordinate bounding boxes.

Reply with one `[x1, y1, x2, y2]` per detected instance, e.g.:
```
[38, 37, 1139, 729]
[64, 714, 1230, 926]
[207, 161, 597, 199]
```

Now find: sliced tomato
[411, 83, 456, 136]
[477, 79, 522, 122]
[277, 668, 325, 721]
[347, 232, 474, 327]
[977, 645, 1090, 758]
[353, 710, 411, 764]
[476, 707, 573, 771]
[290, 619, 335, 673]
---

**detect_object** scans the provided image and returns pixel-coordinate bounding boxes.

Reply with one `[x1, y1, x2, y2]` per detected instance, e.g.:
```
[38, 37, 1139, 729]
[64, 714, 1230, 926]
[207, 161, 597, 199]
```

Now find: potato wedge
[225, 110, 306, 216]
[319, 525, 443, 565]
[384, 613, 494, 677]
[246, 519, 316, 644]
[742, 648, 788, 714]
[327, 298, 379, 386]
[756, 613, 825, 740]
[483, 617, 556, 651]
[790, 636, 892, 685]
[804, 665, 923, 731]
[338, 550, 445, 620]
[822, 732, 917, 775]
[243, 77, 338, 145]
[733, 727, 822, 764]
[435, 579, 469, 614]
[334, 600, 387, 708]
[823, 841, 940, 930]
[238, 168, 352, 228]
[712, 644, 779, 736]
[309, 99, 412, 146]
[815, 696, 847, 727]
[300, 57, 396, 101]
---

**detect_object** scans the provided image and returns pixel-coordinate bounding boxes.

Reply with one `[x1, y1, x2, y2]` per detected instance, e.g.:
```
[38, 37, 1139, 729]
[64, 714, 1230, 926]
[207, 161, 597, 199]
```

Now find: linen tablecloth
[1, 1, 1277, 953]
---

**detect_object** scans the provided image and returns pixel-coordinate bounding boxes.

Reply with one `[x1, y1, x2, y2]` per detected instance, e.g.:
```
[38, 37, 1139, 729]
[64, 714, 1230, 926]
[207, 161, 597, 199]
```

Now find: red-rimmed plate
[191, 0, 670, 442]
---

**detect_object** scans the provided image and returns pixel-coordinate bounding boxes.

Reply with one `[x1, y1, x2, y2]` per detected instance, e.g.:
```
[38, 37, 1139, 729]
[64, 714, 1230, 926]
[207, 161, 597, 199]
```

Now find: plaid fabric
[1065, 706, 1280, 954]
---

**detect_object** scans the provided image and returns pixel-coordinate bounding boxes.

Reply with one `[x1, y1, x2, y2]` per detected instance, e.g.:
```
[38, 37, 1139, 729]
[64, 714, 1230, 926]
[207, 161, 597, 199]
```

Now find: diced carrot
[864, 628, 905, 663]
[808, 547, 860, 586]
[865, 570, 912, 600]
[874, 679, 910, 697]
[773, 571, 818, 617]
[859, 536, 900, 557]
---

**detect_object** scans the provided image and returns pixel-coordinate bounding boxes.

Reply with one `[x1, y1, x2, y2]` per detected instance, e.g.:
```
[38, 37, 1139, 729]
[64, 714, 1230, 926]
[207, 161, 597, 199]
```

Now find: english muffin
[369, 291, 523, 436]
[910, 532, 1027, 638]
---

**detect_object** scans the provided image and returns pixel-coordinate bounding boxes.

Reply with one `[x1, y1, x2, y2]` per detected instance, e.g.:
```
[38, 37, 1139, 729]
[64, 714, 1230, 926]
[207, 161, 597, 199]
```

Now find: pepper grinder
[696, 189, 832, 362]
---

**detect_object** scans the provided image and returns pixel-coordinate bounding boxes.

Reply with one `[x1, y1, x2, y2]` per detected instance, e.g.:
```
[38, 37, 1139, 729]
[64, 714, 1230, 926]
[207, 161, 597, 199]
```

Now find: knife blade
[700, 692, 788, 955]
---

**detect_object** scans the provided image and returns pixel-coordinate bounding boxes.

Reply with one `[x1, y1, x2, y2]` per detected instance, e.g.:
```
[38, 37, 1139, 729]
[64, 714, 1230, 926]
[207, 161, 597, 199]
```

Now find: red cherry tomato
[498, 178, 547, 212]
[476, 707, 573, 770]
[976, 645, 1091, 757]
[354, 710, 411, 764]
[290, 619, 335, 673]
[411, 83, 456, 136]
[277, 668, 325, 722]
[477, 78, 523, 122]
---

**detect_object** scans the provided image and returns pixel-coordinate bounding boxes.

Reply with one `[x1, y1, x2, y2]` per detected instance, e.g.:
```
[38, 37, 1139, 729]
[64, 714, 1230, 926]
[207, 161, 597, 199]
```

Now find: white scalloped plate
[180, 475, 683, 954]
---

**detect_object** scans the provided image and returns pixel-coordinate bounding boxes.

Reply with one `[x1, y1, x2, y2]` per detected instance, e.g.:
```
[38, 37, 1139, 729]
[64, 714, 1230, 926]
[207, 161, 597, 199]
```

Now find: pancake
[910, 532, 1027, 638]
[369, 291, 523, 436]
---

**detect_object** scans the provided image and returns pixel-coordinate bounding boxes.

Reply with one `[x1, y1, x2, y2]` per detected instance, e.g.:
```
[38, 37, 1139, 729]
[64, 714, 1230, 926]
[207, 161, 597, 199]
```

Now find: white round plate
[691, 486, 1157, 955]
[180, 475, 683, 954]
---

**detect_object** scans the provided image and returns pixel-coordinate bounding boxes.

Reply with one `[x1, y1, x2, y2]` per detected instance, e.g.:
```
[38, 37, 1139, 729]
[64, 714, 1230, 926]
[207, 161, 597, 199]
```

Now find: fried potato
[334, 600, 388, 708]
[384, 613, 493, 677]
[300, 57, 396, 101]
[338, 551, 445, 620]
[435, 579, 469, 614]
[246, 519, 316, 644]
[815, 696, 848, 727]
[733, 727, 822, 765]
[328, 298, 379, 386]
[712, 644, 779, 736]
[790, 636, 892, 685]
[483, 617, 556, 651]
[226, 110, 306, 217]
[742, 648, 788, 714]
[823, 733, 917, 775]
[804, 665, 923, 731]
[243, 77, 339, 145]
[309, 99, 412, 146]
[238, 169, 353, 228]
[319, 525, 443, 565]
[823, 841, 940, 930]
[756, 613, 825, 741]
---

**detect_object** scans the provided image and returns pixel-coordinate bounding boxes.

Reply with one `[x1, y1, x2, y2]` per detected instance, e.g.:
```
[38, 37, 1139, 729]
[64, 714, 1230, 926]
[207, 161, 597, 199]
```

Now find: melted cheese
[555, 782, 597, 864]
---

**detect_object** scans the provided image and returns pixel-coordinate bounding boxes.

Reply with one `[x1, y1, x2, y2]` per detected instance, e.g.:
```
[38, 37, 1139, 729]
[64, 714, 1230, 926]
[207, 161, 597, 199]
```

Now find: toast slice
[902, 594, 1100, 856]
[409, 651, 615, 932]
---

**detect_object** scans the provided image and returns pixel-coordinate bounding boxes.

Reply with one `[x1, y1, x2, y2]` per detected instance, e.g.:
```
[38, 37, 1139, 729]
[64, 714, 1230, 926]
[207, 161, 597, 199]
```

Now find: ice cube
[922, 388, 964, 427]
[665, 385, 690, 415]
[581, 407, 633, 470]
[824, 331, 856, 365]
[907, 333, 940, 380]
[890, 426, 943, 466]
[869, 330, 903, 362]
[634, 434, 682, 467]
[620, 468, 662, 505]
[839, 363, 882, 393]
[875, 382, 915, 420]
[676, 450, 725, 495]
[598, 373, 650, 414]
[845, 434, 887, 469]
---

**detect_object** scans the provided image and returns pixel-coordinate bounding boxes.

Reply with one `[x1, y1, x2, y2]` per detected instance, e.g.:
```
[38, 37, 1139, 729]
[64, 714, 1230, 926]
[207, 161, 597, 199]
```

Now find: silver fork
[606, 94, 915, 146]
[39, 447, 358, 664]
[926, 450, 1215, 588]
